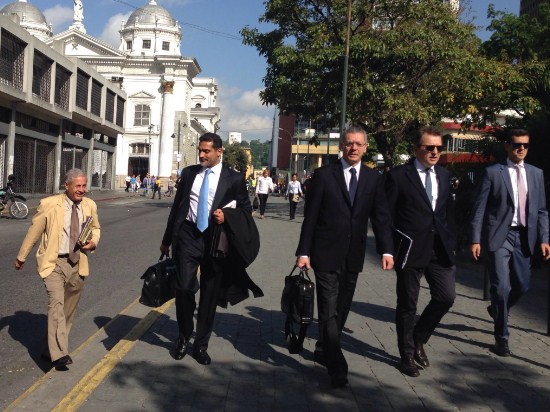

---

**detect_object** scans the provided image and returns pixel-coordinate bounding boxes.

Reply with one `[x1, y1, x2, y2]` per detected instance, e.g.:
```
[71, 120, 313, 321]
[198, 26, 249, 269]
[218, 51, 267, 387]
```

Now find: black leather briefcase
[281, 266, 315, 353]
[139, 254, 177, 307]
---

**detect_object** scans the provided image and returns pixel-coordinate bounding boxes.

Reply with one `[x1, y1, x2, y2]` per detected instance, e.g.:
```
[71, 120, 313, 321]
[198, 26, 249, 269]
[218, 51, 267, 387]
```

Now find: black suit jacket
[386, 162, 455, 268]
[295, 162, 393, 273]
[162, 164, 251, 250]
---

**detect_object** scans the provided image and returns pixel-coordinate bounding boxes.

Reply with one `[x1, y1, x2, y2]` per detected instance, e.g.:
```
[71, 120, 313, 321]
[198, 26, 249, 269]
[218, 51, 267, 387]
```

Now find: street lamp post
[278, 127, 293, 172]
[171, 120, 184, 174]
[148, 124, 155, 176]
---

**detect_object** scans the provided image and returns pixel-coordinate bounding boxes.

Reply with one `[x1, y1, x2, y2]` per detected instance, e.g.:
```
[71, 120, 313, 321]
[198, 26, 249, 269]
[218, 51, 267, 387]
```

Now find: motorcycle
[0, 175, 29, 219]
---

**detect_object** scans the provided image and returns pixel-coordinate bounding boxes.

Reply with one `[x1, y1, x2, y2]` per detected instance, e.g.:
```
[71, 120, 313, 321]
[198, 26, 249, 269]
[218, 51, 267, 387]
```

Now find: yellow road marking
[52, 299, 173, 412]
[4, 297, 166, 411]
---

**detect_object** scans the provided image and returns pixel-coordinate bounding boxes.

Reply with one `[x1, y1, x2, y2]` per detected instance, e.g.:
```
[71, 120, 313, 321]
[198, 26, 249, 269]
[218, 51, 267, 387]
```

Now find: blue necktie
[349, 168, 357, 205]
[425, 168, 433, 205]
[196, 169, 212, 232]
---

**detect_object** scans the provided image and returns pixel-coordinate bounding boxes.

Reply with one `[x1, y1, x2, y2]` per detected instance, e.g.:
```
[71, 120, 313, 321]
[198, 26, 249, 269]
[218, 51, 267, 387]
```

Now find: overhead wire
[113, 0, 242, 40]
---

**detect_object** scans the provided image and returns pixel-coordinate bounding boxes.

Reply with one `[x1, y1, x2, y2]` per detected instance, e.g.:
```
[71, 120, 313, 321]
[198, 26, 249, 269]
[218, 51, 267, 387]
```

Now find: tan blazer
[17, 194, 101, 278]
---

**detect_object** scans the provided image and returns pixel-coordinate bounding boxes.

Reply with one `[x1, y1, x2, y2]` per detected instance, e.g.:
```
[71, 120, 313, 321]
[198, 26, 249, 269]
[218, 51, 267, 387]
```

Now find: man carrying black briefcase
[159, 133, 258, 366]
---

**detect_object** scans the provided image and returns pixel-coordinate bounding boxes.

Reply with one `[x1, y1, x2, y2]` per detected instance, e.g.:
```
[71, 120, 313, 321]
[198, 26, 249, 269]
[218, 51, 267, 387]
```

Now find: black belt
[509, 226, 526, 231]
[58, 254, 69, 258]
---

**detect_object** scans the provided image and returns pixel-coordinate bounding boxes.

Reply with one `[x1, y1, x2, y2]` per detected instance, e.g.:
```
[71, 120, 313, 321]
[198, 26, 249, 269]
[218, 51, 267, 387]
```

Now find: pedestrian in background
[255, 169, 273, 219]
[385, 126, 456, 378]
[470, 128, 550, 357]
[14, 168, 100, 371]
[142, 174, 150, 196]
[152, 177, 162, 199]
[125, 175, 131, 192]
[295, 126, 394, 388]
[285, 173, 302, 220]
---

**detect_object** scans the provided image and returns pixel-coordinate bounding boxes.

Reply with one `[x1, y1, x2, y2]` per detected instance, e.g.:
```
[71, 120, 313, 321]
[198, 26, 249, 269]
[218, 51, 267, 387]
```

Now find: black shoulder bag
[281, 265, 315, 353]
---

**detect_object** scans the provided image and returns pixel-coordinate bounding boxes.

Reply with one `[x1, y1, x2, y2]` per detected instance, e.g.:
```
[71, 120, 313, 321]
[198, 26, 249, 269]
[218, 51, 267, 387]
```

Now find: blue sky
[4, 0, 520, 141]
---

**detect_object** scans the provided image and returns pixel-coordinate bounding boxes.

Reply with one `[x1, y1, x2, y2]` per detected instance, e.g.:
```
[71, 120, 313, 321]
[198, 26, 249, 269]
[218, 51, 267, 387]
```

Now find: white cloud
[217, 86, 273, 142]
[43, 5, 72, 34]
[99, 12, 132, 47]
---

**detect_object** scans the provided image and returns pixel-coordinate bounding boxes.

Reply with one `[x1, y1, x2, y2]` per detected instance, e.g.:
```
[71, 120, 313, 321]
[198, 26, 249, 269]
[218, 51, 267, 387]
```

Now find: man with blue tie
[160, 133, 251, 365]
[470, 129, 550, 357]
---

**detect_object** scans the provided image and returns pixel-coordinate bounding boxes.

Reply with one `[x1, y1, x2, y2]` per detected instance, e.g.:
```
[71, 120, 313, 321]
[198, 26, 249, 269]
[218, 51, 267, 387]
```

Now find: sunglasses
[511, 143, 529, 149]
[418, 145, 444, 152]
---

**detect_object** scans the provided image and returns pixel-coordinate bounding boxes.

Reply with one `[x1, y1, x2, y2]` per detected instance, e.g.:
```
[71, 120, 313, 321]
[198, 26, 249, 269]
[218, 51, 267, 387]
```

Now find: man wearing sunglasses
[470, 129, 550, 357]
[385, 126, 456, 377]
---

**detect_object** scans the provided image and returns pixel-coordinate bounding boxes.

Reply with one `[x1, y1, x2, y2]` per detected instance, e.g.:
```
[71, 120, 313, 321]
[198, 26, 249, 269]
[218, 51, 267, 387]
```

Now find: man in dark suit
[470, 129, 550, 356]
[386, 126, 456, 377]
[295, 126, 394, 388]
[160, 133, 251, 365]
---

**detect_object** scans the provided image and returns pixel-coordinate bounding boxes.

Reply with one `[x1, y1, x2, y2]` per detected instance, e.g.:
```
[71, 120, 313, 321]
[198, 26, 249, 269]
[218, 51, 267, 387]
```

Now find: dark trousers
[258, 193, 268, 215]
[314, 267, 359, 380]
[395, 254, 455, 358]
[174, 221, 224, 350]
[152, 185, 161, 199]
[288, 195, 298, 219]
[487, 227, 531, 342]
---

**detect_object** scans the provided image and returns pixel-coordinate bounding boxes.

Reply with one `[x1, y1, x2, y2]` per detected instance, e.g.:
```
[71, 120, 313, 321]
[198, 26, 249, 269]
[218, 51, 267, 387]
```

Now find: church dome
[124, 0, 176, 28]
[0, 0, 47, 25]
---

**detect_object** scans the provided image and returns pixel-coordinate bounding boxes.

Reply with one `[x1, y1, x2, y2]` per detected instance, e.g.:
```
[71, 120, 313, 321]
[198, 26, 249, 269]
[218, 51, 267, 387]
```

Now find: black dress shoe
[173, 338, 188, 360]
[399, 356, 420, 377]
[52, 355, 73, 371]
[487, 305, 495, 319]
[192, 348, 211, 365]
[414, 343, 429, 368]
[493, 341, 511, 357]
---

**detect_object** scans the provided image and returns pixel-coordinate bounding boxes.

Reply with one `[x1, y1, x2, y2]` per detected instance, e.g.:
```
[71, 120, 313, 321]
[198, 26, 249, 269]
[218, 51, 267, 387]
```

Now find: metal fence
[13, 135, 56, 193]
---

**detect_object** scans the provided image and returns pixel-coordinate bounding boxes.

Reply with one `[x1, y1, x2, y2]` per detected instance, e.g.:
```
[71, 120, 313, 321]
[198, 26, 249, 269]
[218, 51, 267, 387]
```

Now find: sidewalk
[8, 196, 550, 411]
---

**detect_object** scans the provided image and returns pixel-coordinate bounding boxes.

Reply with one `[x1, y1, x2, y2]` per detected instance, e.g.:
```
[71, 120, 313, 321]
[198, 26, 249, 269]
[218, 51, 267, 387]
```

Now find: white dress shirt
[507, 159, 528, 227]
[341, 158, 361, 189]
[187, 162, 223, 224]
[415, 159, 438, 210]
[286, 180, 302, 195]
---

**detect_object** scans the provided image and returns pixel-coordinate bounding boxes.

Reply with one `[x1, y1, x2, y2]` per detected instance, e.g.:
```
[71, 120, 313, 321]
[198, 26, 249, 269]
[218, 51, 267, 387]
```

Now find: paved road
[4, 193, 550, 411]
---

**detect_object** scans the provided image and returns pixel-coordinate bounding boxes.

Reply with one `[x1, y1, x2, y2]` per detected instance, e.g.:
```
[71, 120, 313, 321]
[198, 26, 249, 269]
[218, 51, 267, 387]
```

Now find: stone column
[159, 79, 175, 180]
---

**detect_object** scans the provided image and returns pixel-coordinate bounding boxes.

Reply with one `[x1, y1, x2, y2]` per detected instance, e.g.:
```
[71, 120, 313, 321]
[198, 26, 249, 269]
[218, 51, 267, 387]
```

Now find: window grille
[105, 90, 115, 123]
[143, 39, 151, 49]
[76, 70, 89, 110]
[130, 143, 149, 155]
[55, 65, 71, 110]
[116, 97, 125, 127]
[134, 104, 150, 126]
[91, 79, 102, 116]
[32, 51, 52, 102]
[162, 41, 169, 51]
[126, 40, 132, 50]
[0, 29, 26, 90]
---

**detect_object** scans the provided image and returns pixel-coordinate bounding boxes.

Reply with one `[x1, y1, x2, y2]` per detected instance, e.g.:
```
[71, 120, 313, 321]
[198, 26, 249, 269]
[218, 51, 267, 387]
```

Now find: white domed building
[45, 0, 220, 185]
[0, 0, 52, 42]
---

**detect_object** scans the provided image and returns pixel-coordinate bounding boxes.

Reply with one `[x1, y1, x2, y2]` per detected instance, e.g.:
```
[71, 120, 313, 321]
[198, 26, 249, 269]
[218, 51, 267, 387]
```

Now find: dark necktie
[516, 165, 527, 226]
[196, 169, 212, 232]
[69, 204, 80, 263]
[349, 168, 357, 206]
[425, 168, 433, 206]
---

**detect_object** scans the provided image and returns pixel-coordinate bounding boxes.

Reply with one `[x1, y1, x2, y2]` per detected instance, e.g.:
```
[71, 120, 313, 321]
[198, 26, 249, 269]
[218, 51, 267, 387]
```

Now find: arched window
[134, 104, 150, 126]
[195, 103, 202, 108]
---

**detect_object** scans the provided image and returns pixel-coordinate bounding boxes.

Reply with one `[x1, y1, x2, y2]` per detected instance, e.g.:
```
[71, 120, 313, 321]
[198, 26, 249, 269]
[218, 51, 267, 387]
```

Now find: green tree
[223, 142, 249, 173]
[242, 0, 497, 168]
[248, 139, 271, 168]
[481, 4, 550, 184]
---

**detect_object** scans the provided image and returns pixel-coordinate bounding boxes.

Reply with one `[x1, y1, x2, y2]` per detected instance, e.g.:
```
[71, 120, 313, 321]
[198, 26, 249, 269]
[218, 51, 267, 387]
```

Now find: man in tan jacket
[15, 169, 100, 370]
